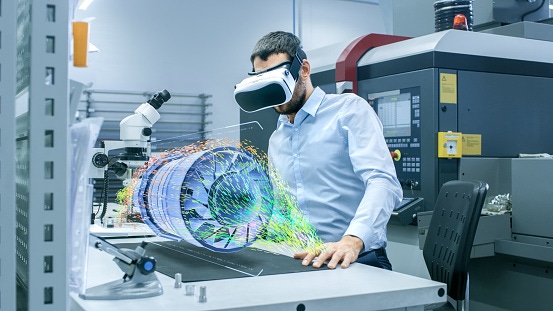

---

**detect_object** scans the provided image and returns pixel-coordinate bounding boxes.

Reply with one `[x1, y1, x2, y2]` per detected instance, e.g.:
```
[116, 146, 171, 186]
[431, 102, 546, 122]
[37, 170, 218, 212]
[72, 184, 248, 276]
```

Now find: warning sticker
[440, 73, 457, 104]
[462, 134, 482, 155]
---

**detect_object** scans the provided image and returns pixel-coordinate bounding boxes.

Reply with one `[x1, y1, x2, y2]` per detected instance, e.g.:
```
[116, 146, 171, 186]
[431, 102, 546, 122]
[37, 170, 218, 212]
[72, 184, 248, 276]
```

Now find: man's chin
[274, 105, 289, 115]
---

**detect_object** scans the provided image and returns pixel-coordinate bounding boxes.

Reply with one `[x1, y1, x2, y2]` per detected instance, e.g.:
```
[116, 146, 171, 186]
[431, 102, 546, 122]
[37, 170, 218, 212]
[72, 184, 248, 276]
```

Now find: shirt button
[293, 153, 298, 157]
[294, 128, 298, 132]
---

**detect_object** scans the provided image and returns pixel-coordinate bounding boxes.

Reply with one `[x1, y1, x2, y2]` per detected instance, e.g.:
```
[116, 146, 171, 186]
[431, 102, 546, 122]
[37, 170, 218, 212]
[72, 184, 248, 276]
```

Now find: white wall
[379, 0, 435, 37]
[380, 0, 495, 37]
[71, 0, 387, 137]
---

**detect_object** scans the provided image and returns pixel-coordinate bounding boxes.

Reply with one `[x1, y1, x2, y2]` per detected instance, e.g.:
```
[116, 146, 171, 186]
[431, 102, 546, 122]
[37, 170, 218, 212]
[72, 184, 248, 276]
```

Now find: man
[246, 31, 402, 270]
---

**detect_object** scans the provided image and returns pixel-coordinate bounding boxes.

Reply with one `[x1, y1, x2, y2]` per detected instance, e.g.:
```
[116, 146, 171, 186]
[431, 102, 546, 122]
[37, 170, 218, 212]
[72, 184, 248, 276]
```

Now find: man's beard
[274, 79, 306, 115]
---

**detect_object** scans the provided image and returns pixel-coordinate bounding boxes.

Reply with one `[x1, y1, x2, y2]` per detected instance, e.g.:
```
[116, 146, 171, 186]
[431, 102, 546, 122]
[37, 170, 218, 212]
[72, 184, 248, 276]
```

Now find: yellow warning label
[440, 73, 457, 104]
[462, 134, 482, 155]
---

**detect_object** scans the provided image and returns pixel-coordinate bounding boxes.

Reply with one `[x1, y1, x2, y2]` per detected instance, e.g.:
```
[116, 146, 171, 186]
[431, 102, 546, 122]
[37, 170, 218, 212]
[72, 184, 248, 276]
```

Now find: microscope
[89, 89, 171, 223]
[80, 234, 163, 300]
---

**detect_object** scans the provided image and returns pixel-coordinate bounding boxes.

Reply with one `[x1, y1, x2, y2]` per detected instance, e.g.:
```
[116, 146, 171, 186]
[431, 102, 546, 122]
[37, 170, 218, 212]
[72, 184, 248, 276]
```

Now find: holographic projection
[119, 139, 324, 255]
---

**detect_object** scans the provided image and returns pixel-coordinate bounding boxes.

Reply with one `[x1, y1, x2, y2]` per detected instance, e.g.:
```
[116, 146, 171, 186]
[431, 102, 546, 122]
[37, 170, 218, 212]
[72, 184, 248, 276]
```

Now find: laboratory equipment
[89, 89, 171, 222]
[80, 234, 162, 300]
[174, 273, 182, 288]
[90, 89, 171, 181]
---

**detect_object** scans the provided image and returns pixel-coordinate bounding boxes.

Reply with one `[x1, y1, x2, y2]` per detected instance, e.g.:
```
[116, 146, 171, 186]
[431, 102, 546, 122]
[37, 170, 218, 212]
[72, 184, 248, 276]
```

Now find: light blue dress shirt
[268, 87, 403, 252]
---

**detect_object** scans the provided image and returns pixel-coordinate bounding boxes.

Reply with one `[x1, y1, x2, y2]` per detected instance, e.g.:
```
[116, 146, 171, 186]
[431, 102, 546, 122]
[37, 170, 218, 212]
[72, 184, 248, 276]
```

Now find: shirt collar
[277, 87, 326, 126]
[302, 87, 325, 117]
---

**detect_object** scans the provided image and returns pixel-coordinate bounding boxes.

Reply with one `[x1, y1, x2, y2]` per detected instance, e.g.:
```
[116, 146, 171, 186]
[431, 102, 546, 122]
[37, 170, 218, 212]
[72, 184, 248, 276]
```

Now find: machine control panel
[369, 87, 421, 191]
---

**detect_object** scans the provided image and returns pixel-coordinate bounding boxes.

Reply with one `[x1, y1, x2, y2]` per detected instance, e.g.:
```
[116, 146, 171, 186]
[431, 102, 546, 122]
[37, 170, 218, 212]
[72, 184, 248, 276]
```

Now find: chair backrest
[423, 180, 488, 301]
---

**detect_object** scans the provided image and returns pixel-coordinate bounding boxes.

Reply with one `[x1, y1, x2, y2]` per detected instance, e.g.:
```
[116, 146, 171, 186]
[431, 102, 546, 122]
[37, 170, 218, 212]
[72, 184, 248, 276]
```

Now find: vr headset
[234, 49, 305, 113]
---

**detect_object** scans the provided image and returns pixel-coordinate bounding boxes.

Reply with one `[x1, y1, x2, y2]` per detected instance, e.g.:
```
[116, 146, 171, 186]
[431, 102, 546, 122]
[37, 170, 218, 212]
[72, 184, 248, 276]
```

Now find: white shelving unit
[0, 0, 18, 309]
[1, 1, 71, 310]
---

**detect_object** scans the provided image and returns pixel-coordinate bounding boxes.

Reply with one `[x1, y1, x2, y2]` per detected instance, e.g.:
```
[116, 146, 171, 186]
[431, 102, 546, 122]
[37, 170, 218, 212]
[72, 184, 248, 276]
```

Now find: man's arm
[293, 96, 402, 269]
[341, 96, 403, 252]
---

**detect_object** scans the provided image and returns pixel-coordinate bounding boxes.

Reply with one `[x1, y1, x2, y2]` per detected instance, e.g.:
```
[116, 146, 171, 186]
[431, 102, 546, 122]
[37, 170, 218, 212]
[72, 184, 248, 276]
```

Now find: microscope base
[79, 274, 163, 300]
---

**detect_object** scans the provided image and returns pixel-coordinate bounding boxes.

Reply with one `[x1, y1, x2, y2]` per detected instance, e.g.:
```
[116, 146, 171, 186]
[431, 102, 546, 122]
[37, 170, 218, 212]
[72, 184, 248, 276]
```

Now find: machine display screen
[375, 93, 411, 138]
[367, 87, 421, 192]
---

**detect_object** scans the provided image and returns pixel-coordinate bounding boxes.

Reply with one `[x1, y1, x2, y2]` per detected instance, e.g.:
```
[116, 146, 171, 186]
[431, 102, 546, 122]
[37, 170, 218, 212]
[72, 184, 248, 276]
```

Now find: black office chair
[423, 180, 488, 311]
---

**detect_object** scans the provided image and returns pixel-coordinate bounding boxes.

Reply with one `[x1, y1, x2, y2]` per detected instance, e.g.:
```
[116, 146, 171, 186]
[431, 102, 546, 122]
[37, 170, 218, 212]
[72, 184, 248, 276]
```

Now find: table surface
[71, 236, 446, 311]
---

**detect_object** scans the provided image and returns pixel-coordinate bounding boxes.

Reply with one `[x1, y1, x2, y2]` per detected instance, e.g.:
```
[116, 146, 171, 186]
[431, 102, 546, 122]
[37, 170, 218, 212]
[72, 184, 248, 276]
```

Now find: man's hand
[293, 235, 364, 269]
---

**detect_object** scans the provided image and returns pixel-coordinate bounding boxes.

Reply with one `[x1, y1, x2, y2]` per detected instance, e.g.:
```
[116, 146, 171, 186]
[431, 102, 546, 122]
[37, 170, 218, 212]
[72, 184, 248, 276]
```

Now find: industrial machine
[323, 26, 553, 310]
[240, 25, 553, 310]
[310, 29, 553, 215]
[312, 27, 553, 249]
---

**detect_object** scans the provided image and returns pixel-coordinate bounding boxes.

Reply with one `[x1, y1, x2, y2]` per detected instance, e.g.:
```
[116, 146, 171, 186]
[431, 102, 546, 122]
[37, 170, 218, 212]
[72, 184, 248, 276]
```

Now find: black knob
[137, 257, 156, 275]
[142, 127, 152, 136]
[92, 152, 109, 168]
[406, 180, 419, 188]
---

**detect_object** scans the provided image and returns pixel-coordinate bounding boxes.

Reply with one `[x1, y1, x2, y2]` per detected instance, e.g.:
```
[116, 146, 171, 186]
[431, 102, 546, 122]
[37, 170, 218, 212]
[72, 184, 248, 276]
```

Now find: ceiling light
[77, 0, 94, 10]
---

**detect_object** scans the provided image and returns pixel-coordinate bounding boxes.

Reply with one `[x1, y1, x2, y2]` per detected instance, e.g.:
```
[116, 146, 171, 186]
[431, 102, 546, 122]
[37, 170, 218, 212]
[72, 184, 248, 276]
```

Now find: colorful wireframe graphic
[120, 139, 324, 254]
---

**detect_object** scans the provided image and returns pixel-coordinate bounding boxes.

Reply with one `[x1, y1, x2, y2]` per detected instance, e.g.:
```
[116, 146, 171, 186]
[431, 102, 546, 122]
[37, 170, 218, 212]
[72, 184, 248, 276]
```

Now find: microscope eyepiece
[148, 89, 171, 109]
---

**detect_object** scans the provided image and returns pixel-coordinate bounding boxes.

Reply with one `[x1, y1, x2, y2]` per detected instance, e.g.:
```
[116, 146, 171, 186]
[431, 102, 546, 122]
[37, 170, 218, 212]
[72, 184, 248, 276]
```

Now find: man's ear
[301, 59, 311, 78]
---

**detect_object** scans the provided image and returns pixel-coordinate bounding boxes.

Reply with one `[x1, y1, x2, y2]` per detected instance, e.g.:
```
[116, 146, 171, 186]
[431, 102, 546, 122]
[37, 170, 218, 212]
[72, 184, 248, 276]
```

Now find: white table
[71, 237, 446, 311]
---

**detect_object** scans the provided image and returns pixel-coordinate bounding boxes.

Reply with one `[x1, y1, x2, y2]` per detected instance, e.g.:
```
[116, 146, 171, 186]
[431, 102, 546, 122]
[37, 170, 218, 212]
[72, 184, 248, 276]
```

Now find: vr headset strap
[289, 48, 305, 81]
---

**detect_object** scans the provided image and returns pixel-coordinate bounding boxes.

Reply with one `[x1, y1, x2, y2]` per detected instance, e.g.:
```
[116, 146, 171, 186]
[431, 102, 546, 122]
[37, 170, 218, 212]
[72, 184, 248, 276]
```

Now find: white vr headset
[234, 49, 305, 113]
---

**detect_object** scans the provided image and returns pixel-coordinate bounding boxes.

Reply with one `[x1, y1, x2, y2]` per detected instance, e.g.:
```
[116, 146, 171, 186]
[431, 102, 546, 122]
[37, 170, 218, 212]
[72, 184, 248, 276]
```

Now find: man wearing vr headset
[236, 31, 402, 270]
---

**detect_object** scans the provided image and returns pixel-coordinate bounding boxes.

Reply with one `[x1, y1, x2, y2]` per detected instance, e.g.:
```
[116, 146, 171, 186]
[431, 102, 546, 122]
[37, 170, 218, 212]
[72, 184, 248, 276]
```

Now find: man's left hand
[293, 235, 364, 269]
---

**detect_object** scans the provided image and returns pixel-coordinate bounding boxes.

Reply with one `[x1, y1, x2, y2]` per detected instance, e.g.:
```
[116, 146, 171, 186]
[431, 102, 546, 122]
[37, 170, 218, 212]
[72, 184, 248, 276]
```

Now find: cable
[98, 169, 109, 224]
[521, 0, 546, 21]
[91, 181, 104, 223]
[94, 202, 102, 216]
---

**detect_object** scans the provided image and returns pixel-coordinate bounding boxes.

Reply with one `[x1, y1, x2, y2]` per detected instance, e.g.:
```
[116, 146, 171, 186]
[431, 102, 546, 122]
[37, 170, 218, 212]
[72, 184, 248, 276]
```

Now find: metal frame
[79, 89, 211, 146]
[12, 0, 70, 310]
[0, 0, 18, 310]
[29, 1, 70, 308]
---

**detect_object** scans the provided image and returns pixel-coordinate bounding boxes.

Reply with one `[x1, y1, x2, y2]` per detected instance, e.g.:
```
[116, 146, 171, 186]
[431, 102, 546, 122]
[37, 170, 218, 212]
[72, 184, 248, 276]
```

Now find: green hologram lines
[116, 138, 325, 255]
